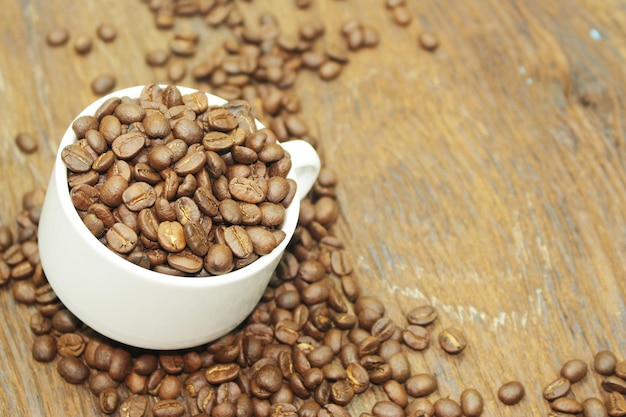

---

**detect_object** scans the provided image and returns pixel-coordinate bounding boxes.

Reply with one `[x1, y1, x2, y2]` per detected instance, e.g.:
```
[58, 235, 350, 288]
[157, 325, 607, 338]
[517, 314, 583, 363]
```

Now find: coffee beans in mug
[62, 84, 296, 277]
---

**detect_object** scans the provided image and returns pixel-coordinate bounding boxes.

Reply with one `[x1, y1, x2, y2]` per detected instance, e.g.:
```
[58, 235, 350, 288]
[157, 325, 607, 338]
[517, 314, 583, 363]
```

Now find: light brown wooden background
[1, 0, 625, 415]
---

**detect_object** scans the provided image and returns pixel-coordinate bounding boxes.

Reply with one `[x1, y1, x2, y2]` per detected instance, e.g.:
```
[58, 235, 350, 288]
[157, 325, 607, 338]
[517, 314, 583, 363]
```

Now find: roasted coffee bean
[29, 312, 52, 335]
[62, 143, 96, 173]
[83, 338, 101, 368]
[46, 27, 69, 46]
[368, 317, 395, 342]
[57, 333, 86, 358]
[606, 391, 626, 416]
[183, 221, 210, 256]
[406, 305, 438, 326]
[12, 279, 36, 304]
[107, 222, 138, 254]
[157, 221, 186, 253]
[595, 350, 618, 376]
[434, 398, 462, 417]
[157, 354, 184, 375]
[372, 400, 404, 417]
[224, 225, 254, 258]
[51, 309, 82, 333]
[57, 356, 90, 384]
[256, 364, 283, 393]
[405, 373, 438, 397]
[0, 260, 11, 286]
[125, 372, 148, 394]
[112, 132, 146, 160]
[147, 368, 166, 395]
[108, 348, 132, 381]
[582, 397, 608, 417]
[301, 282, 330, 305]
[391, 6, 412, 26]
[100, 175, 129, 207]
[383, 380, 408, 407]
[460, 388, 484, 417]
[74, 34, 92, 54]
[387, 352, 411, 383]
[205, 363, 240, 384]
[91, 74, 116, 95]
[204, 243, 234, 275]
[543, 377, 571, 401]
[98, 387, 119, 414]
[318, 61, 343, 81]
[132, 353, 158, 376]
[369, 363, 393, 385]
[119, 395, 149, 417]
[418, 31, 439, 51]
[307, 345, 334, 369]
[406, 398, 435, 417]
[603, 376, 626, 394]
[157, 375, 182, 400]
[438, 328, 467, 354]
[357, 335, 380, 357]
[70, 183, 99, 211]
[403, 325, 430, 351]
[123, 182, 157, 211]
[32, 334, 57, 362]
[551, 397, 584, 414]
[15, 132, 39, 154]
[342, 362, 368, 394]
[497, 381, 525, 405]
[560, 358, 588, 383]
[0, 225, 13, 251]
[615, 361, 626, 380]
[93, 343, 115, 372]
[329, 379, 354, 405]
[96, 23, 117, 42]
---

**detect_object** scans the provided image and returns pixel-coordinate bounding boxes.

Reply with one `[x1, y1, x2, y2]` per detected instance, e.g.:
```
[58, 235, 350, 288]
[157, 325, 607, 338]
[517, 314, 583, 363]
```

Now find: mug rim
[52, 85, 300, 290]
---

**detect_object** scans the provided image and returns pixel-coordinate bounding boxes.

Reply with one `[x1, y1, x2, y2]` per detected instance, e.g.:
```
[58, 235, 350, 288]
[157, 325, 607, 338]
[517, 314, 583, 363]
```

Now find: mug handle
[280, 140, 321, 200]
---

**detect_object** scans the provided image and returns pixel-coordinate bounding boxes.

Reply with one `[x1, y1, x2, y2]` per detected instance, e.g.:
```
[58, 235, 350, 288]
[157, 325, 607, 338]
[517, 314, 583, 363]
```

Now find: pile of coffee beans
[3, 186, 622, 416]
[62, 83, 297, 276]
[5, 183, 624, 415]
[2, 176, 478, 417]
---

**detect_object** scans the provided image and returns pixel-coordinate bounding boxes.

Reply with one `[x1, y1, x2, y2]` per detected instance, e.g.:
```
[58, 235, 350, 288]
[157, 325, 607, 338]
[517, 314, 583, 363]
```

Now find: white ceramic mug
[38, 86, 321, 350]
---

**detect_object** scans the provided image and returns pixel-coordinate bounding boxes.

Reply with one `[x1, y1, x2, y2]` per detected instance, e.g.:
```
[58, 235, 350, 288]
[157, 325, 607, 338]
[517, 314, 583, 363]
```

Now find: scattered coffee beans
[497, 380, 525, 405]
[6, 3, 623, 417]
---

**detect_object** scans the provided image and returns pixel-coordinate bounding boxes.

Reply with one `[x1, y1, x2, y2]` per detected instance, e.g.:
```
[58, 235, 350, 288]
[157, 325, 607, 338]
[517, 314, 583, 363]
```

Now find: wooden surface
[1, 0, 626, 415]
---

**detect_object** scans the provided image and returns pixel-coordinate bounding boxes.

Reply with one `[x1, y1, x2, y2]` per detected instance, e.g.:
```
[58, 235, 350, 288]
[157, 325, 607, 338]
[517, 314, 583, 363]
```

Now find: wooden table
[1, 0, 625, 415]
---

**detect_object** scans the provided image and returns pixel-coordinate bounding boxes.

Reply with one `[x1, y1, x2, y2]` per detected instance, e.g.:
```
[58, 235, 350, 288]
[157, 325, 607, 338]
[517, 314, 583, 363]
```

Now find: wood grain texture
[1, 0, 626, 415]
